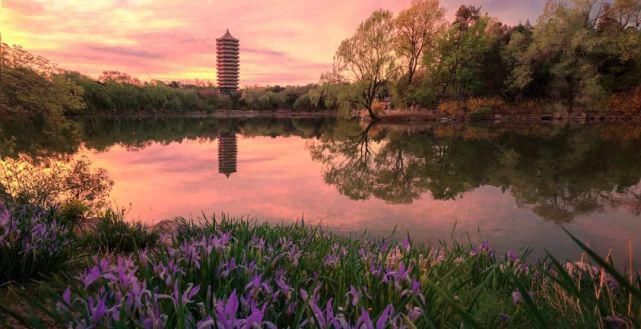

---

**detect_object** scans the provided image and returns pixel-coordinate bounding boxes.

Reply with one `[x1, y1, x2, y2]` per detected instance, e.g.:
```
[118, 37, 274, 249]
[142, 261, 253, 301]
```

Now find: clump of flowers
[0, 204, 72, 283]
[7, 218, 640, 328]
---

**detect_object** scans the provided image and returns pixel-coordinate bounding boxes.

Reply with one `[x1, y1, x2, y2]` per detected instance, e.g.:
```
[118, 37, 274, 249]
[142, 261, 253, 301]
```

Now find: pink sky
[78, 136, 641, 264]
[1, 0, 545, 85]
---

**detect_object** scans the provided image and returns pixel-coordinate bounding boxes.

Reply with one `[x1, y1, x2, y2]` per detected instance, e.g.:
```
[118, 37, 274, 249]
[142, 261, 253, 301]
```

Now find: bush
[468, 107, 493, 121]
[437, 100, 464, 115]
[0, 156, 113, 214]
[78, 209, 158, 253]
[466, 97, 506, 112]
[609, 86, 641, 114]
[56, 200, 89, 228]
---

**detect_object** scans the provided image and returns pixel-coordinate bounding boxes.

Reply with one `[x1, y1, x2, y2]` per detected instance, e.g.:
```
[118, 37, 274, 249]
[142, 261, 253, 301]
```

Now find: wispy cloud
[1, 0, 546, 85]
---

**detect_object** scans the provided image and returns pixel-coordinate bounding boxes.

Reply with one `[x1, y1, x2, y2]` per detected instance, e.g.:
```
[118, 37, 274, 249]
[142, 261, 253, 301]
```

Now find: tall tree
[395, 0, 446, 85]
[428, 6, 494, 100]
[334, 10, 398, 121]
[507, 0, 641, 110]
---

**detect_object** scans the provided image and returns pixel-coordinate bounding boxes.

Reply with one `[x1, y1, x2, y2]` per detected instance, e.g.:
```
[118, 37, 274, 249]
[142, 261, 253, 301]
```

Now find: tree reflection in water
[2, 116, 641, 223]
[308, 122, 641, 223]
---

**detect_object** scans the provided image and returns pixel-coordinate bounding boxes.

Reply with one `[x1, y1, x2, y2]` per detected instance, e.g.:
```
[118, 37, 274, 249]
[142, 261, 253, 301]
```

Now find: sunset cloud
[1, 0, 546, 85]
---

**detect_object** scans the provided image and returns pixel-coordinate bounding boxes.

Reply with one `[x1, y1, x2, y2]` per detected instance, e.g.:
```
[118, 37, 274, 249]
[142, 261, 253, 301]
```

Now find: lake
[3, 116, 641, 264]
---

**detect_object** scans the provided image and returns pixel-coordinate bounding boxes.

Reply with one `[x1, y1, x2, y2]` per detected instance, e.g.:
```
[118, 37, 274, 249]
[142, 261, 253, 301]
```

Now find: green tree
[426, 6, 496, 100]
[505, 0, 641, 110]
[334, 10, 399, 121]
[395, 0, 446, 85]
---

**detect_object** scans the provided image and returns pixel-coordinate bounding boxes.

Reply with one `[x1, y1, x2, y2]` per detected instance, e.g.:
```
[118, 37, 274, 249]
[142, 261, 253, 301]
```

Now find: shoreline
[69, 109, 641, 124]
[70, 110, 337, 119]
[368, 110, 641, 124]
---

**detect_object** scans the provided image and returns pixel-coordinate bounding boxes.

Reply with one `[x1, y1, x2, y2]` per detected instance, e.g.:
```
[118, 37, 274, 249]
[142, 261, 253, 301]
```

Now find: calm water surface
[6, 117, 641, 263]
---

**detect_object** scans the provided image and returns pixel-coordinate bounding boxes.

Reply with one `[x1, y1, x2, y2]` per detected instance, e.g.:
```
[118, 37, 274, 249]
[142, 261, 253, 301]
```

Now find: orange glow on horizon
[1, 0, 545, 85]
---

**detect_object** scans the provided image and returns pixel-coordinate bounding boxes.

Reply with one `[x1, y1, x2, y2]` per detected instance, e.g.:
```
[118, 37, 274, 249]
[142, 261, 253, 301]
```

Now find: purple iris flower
[355, 305, 394, 329]
[138, 249, 149, 266]
[470, 240, 492, 256]
[401, 236, 411, 251]
[251, 236, 266, 250]
[141, 301, 166, 329]
[243, 304, 274, 328]
[245, 274, 271, 297]
[206, 232, 231, 253]
[173, 282, 200, 305]
[324, 254, 339, 267]
[517, 263, 530, 274]
[511, 291, 523, 305]
[308, 298, 342, 328]
[215, 290, 240, 328]
[346, 286, 360, 306]
[0, 205, 16, 245]
[287, 246, 302, 265]
[506, 250, 519, 262]
[274, 269, 291, 299]
[604, 315, 628, 329]
[395, 262, 412, 283]
[180, 241, 202, 269]
[402, 278, 425, 304]
[81, 265, 103, 288]
[87, 295, 108, 324]
[408, 306, 423, 322]
[218, 257, 237, 278]
[153, 259, 183, 286]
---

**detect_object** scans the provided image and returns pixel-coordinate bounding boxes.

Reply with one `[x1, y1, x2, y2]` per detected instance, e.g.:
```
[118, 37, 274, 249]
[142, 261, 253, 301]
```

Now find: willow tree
[334, 10, 398, 121]
[395, 0, 446, 85]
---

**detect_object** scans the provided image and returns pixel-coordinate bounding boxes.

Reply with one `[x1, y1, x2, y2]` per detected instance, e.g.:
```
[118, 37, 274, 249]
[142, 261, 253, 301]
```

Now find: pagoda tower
[218, 132, 237, 178]
[216, 29, 239, 93]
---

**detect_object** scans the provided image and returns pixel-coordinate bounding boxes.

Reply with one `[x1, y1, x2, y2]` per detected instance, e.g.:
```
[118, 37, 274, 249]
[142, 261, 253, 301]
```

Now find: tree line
[332, 0, 641, 120]
[0, 43, 339, 120]
[2, 0, 640, 121]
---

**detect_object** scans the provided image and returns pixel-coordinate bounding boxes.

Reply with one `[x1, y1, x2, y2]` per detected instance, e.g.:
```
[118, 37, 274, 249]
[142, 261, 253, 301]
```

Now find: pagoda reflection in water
[218, 132, 237, 178]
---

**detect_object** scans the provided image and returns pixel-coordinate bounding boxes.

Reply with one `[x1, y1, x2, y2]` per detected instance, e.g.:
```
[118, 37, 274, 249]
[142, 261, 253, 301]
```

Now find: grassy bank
[0, 209, 639, 328]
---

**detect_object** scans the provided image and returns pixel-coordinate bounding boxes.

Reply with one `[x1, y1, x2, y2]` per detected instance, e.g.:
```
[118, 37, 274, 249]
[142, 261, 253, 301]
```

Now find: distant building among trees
[216, 29, 239, 93]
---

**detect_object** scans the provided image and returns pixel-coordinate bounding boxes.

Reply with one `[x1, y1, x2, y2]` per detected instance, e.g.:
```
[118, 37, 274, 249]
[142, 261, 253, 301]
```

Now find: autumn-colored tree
[99, 71, 141, 85]
[395, 0, 446, 85]
[608, 0, 641, 30]
[334, 10, 398, 121]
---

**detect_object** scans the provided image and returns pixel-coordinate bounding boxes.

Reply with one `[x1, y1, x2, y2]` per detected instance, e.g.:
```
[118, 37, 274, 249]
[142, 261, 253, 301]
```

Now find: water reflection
[218, 133, 238, 178]
[2, 117, 641, 263]
[309, 121, 641, 223]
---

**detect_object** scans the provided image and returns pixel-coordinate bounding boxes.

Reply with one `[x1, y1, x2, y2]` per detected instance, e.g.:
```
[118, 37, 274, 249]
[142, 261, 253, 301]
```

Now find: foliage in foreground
[0, 202, 157, 286]
[0, 205, 75, 284]
[78, 209, 159, 254]
[1, 216, 639, 328]
[0, 156, 113, 214]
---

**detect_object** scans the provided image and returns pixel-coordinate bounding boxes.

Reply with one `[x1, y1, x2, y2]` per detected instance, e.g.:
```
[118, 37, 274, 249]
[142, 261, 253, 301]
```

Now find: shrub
[78, 209, 158, 253]
[437, 100, 464, 115]
[468, 107, 493, 121]
[609, 86, 641, 114]
[0, 156, 113, 214]
[466, 97, 506, 112]
[56, 200, 89, 228]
